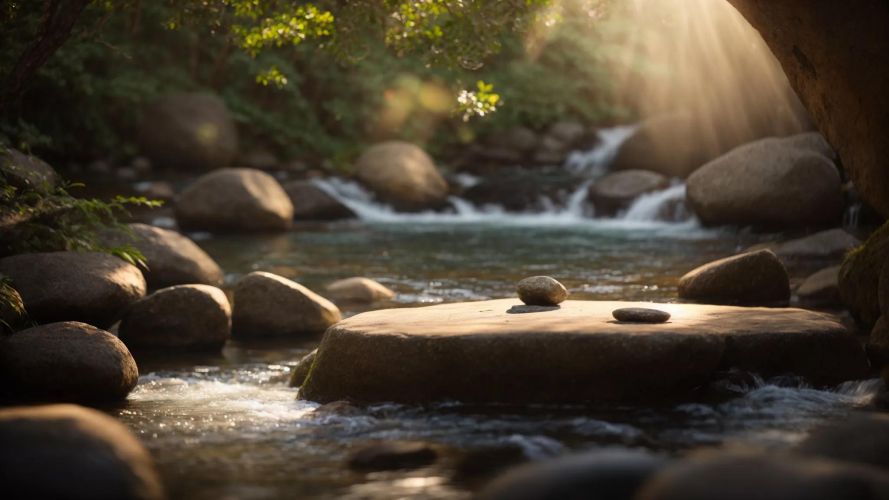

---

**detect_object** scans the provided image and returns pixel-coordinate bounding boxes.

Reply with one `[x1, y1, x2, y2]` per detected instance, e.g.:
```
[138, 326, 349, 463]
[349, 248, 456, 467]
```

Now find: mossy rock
[838, 221, 889, 330]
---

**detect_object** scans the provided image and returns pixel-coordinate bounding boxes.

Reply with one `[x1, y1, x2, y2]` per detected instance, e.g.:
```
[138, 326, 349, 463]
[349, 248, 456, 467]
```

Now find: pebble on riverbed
[517, 276, 568, 306]
[612, 307, 671, 324]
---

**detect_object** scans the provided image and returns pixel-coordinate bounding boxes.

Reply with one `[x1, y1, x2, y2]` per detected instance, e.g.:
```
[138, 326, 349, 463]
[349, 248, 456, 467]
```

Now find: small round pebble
[612, 307, 671, 323]
[517, 276, 568, 306]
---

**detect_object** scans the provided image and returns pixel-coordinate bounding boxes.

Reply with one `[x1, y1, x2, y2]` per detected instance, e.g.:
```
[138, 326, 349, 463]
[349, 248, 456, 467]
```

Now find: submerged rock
[300, 299, 866, 404]
[232, 272, 341, 338]
[517, 276, 568, 306]
[289, 349, 317, 388]
[797, 265, 841, 308]
[0, 322, 139, 403]
[119, 284, 231, 351]
[0, 404, 164, 500]
[347, 441, 438, 471]
[678, 249, 790, 306]
[175, 168, 293, 232]
[355, 141, 449, 211]
[612, 307, 671, 323]
[325, 277, 395, 304]
[588, 169, 670, 216]
[0, 251, 146, 328]
[282, 180, 355, 221]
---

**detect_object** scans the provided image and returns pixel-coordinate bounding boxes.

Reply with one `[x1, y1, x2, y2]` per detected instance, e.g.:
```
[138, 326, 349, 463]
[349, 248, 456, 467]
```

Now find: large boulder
[0, 404, 164, 500]
[325, 277, 395, 304]
[636, 450, 889, 500]
[175, 168, 293, 232]
[0, 147, 58, 193]
[106, 223, 224, 289]
[838, 221, 889, 330]
[611, 114, 720, 179]
[588, 170, 670, 216]
[727, 1, 889, 218]
[686, 138, 843, 229]
[0, 251, 146, 328]
[354, 141, 449, 211]
[282, 180, 355, 221]
[119, 284, 231, 351]
[300, 299, 866, 404]
[0, 322, 139, 403]
[678, 250, 790, 306]
[232, 271, 341, 338]
[137, 92, 238, 171]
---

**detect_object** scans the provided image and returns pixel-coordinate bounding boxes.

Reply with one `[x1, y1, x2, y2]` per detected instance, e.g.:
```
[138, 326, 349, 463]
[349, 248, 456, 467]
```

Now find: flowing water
[118, 128, 882, 499]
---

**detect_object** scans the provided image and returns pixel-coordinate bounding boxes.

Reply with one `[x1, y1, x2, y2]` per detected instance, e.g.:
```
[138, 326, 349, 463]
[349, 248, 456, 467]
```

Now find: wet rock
[347, 441, 438, 471]
[751, 229, 861, 265]
[355, 141, 449, 211]
[0, 404, 164, 500]
[797, 266, 841, 308]
[686, 137, 843, 229]
[462, 167, 581, 211]
[636, 450, 889, 500]
[0, 148, 58, 193]
[517, 276, 568, 306]
[325, 277, 394, 304]
[589, 170, 670, 216]
[175, 168, 293, 232]
[300, 299, 865, 404]
[839, 221, 889, 330]
[0, 251, 146, 328]
[105, 223, 224, 289]
[282, 180, 355, 221]
[795, 412, 889, 469]
[311, 400, 362, 417]
[289, 349, 317, 388]
[612, 307, 671, 323]
[119, 284, 231, 351]
[138, 92, 238, 171]
[478, 448, 667, 500]
[232, 271, 341, 338]
[678, 249, 790, 306]
[0, 322, 139, 403]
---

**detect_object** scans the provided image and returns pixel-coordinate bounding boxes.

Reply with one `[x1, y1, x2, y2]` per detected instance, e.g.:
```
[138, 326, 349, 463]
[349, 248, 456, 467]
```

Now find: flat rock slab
[300, 300, 868, 405]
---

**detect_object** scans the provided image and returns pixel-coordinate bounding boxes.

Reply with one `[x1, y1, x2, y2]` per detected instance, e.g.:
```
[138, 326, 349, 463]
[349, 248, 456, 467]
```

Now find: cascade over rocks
[588, 169, 670, 216]
[0, 322, 139, 403]
[678, 250, 790, 307]
[175, 168, 294, 232]
[355, 141, 449, 211]
[0, 404, 165, 500]
[282, 180, 355, 221]
[686, 137, 843, 229]
[138, 92, 238, 171]
[0, 251, 146, 328]
[300, 299, 866, 404]
[462, 166, 580, 212]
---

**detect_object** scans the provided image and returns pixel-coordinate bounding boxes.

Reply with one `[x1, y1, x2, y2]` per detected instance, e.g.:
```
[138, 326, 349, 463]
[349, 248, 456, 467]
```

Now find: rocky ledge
[300, 299, 867, 404]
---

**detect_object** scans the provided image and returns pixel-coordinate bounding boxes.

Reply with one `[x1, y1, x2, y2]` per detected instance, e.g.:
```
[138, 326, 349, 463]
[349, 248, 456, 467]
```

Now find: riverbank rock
[347, 441, 438, 471]
[0, 404, 164, 500]
[106, 223, 224, 289]
[355, 141, 449, 211]
[686, 138, 843, 229]
[289, 349, 317, 388]
[839, 222, 889, 330]
[797, 266, 842, 308]
[119, 284, 230, 351]
[0, 147, 59, 193]
[635, 450, 889, 500]
[0, 251, 146, 327]
[479, 449, 667, 500]
[175, 168, 293, 232]
[751, 229, 860, 266]
[795, 412, 889, 469]
[678, 250, 790, 306]
[282, 180, 355, 221]
[588, 170, 670, 216]
[612, 307, 671, 323]
[0, 322, 139, 403]
[138, 92, 238, 171]
[232, 272, 341, 338]
[325, 277, 395, 304]
[517, 276, 568, 306]
[300, 299, 866, 404]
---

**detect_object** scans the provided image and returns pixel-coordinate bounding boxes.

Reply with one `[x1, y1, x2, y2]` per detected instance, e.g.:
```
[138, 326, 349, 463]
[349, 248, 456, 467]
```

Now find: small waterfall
[621, 183, 693, 223]
[564, 125, 638, 178]
[843, 202, 862, 230]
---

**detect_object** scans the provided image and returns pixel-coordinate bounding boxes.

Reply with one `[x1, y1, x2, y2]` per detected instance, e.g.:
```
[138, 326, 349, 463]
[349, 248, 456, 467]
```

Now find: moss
[839, 220, 889, 330]
[0, 277, 26, 333]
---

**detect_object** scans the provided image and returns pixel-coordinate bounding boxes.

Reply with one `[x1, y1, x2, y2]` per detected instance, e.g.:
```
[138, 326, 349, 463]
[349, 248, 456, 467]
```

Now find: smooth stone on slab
[325, 277, 395, 304]
[678, 249, 790, 306]
[0, 404, 164, 500]
[517, 276, 568, 306]
[300, 299, 866, 404]
[612, 307, 671, 323]
[232, 271, 342, 338]
[0, 251, 147, 328]
[0, 322, 139, 403]
[119, 284, 231, 351]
